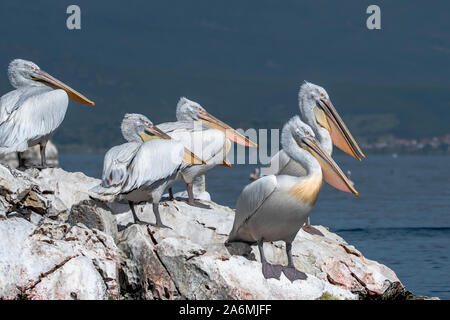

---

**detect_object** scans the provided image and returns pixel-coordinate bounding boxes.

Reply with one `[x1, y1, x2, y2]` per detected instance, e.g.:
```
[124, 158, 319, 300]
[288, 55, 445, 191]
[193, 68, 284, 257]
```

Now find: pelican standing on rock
[157, 97, 258, 206]
[227, 116, 358, 281]
[90, 113, 204, 228]
[0, 59, 95, 167]
[263, 82, 364, 235]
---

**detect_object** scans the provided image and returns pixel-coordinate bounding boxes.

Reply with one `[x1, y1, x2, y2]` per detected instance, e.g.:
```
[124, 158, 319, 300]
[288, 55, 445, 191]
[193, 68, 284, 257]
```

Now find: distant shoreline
[56, 146, 450, 156]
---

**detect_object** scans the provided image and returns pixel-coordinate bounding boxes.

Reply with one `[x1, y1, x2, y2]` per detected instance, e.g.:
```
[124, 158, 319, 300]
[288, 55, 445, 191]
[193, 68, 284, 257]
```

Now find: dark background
[0, 0, 448, 152]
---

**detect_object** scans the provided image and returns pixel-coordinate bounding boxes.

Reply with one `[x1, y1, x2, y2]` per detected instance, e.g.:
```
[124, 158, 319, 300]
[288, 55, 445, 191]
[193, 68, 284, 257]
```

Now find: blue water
[60, 154, 450, 299]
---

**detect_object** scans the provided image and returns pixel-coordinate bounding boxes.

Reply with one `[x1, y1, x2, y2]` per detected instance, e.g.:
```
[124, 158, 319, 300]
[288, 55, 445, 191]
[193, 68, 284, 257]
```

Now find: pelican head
[176, 97, 258, 147]
[283, 116, 358, 196]
[299, 81, 365, 160]
[121, 113, 174, 142]
[8, 59, 95, 106]
[121, 113, 205, 165]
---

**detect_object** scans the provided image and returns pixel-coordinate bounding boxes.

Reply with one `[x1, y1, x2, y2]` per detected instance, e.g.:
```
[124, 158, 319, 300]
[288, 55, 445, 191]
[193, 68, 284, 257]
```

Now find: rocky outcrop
[0, 218, 119, 300]
[0, 164, 412, 300]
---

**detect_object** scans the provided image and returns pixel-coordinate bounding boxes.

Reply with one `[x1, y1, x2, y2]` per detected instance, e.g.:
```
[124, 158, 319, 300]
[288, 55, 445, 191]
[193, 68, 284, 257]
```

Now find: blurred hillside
[0, 0, 449, 151]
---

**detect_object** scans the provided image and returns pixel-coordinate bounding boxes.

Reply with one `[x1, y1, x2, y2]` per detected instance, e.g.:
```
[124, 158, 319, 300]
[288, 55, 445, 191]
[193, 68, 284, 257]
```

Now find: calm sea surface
[60, 154, 450, 299]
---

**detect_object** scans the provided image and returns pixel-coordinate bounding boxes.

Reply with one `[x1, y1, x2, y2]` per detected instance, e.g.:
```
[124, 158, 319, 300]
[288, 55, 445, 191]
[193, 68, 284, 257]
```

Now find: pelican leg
[128, 201, 147, 225]
[258, 240, 282, 280]
[35, 141, 56, 169]
[17, 152, 26, 169]
[301, 217, 324, 236]
[128, 201, 171, 229]
[282, 242, 307, 281]
[185, 182, 210, 209]
[151, 203, 171, 229]
[40, 143, 47, 168]
[168, 187, 174, 201]
[186, 183, 194, 205]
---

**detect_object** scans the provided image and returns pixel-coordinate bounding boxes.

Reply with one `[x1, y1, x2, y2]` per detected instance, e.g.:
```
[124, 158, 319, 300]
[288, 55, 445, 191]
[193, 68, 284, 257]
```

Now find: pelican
[264, 82, 364, 235]
[228, 116, 358, 281]
[157, 97, 258, 206]
[0, 59, 95, 167]
[90, 113, 204, 228]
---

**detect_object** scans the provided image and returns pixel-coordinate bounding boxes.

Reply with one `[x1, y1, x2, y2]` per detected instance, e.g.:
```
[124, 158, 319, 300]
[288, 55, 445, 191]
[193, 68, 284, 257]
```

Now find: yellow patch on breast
[288, 176, 323, 206]
[314, 106, 330, 132]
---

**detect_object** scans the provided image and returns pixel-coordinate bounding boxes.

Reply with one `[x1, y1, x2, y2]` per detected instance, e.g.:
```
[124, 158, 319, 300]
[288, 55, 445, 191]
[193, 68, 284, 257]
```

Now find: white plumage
[0, 88, 68, 153]
[156, 97, 255, 206]
[228, 116, 358, 281]
[0, 59, 94, 167]
[264, 83, 333, 177]
[91, 113, 195, 228]
[262, 82, 364, 234]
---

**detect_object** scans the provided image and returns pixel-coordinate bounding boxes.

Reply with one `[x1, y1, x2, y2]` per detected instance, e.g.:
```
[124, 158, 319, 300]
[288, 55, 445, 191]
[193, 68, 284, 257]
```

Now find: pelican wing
[0, 87, 68, 152]
[156, 120, 209, 133]
[100, 142, 141, 188]
[121, 139, 185, 193]
[229, 175, 278, 240]
[0, 87, 48, 122]
[89, 142, 141, 200]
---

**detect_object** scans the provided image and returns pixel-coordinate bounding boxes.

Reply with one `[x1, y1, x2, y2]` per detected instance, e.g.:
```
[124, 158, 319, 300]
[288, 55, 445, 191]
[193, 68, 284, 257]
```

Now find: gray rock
[114, 199, 404, 299]
[0, 165, 53, 214]
[35, 168, 100, 210]
[0, 218, 119, 300]
[117, 224, 180, 300]
[68, 199, 118, 241]
[0, 163, 409, 300]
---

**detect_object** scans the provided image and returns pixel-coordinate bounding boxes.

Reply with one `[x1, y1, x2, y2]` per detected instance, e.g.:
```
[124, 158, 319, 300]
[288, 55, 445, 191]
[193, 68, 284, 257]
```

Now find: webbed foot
[282, 266, 307, 282]
[262, 262, 283, 280]
[185, 199, 211, 209]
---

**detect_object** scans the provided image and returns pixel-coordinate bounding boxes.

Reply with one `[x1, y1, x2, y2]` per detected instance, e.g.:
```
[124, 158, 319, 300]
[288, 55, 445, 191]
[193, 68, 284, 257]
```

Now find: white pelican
[90, 113, 204, 228]
[264, 82, 364, 235]
[227, 116, 358, 281]
[0, 59, 95, 167]
[157, 97, 258, 206]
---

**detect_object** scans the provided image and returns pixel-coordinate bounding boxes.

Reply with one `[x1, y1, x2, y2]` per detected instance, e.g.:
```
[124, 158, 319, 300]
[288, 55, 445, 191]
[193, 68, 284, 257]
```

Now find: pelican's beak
[32, 70, 95, 106]
[141, 126, 206, 165]
[143, 126, 173, 140]
[299, 136, 359, 196]
[198, 110, 258, 148]
[182, 147, 206, 165]
[316, 99, 365, 161]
